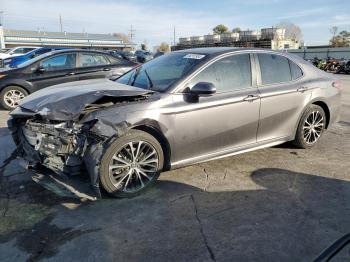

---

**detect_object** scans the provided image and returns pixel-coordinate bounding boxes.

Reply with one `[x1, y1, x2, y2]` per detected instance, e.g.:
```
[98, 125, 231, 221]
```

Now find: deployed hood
[18, 79, 153, 120]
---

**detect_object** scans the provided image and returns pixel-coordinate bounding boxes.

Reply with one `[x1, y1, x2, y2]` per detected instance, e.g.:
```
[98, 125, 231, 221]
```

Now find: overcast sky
[1, 0, 349, 48]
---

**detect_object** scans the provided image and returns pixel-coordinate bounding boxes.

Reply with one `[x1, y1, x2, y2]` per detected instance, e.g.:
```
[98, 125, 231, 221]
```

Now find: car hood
[16, 79, 153, 121]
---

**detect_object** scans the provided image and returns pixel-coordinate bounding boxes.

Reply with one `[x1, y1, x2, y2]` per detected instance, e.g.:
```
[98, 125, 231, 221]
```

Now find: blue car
[2, 47, 64, 68]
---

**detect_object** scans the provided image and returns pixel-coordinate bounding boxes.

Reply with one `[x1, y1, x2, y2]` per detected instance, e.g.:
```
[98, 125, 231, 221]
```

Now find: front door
[172, 53, 261, 164]
[30, 53, 78, 90]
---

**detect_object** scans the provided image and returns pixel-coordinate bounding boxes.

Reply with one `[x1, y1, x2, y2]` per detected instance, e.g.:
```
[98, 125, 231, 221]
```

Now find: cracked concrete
[0, 74, 349, 261]
[191, 194, 216, 261]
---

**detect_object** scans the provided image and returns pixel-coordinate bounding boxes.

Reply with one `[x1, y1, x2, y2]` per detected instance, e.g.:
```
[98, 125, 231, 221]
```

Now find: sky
[1, 0, 349, 48]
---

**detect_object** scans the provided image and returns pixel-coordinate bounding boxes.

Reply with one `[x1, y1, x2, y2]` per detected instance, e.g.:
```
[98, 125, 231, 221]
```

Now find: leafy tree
[141, 43, 147, 51]
[275, 21, 303, 42]
[232, 27, 241, 33]
[330, 30, 350, 47]
[158, 42, 169, 52]
[213, 24, 229, 34]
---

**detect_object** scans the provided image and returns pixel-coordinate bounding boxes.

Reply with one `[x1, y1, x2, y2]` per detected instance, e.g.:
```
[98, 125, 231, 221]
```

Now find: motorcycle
[323, 58, 339, 72]
[335, 59, 350, 74]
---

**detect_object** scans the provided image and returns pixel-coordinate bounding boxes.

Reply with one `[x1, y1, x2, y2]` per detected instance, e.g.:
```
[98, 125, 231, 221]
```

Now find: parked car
[135, 50, 153, 63]
[8, 48, 341, 198]
[110, 50, 137, 62]
[0, 46, 37, 60]
[1, 47, 63, 68]
[0, 48, 11, 54]
[153, 51, 165, 58]
[0, 49, 136, 110]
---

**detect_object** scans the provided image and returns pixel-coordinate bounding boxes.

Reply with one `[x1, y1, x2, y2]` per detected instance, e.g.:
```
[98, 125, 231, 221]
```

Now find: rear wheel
[99, 130, 164, 198]
[293, 105, 326, 149]
[0, 86, 28, 110]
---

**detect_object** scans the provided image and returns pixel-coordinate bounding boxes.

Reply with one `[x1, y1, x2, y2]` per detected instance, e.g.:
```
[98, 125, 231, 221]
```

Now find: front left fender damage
[7, 88, 156, 198]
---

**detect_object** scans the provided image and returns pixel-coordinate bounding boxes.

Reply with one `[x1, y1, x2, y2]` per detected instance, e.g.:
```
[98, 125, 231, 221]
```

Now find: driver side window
[189, 54, 252, 93]
[40, 53, 77, 71]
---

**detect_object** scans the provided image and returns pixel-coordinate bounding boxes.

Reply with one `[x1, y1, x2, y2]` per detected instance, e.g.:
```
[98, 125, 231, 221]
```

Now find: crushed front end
[7, 110, 106, 198]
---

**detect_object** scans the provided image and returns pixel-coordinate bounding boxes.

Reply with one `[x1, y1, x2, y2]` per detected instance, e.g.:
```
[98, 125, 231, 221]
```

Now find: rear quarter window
[289, 60, 303, 80]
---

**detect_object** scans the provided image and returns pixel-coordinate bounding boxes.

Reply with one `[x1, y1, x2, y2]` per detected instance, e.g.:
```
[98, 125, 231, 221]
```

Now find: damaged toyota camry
[7, 47, 341, 198]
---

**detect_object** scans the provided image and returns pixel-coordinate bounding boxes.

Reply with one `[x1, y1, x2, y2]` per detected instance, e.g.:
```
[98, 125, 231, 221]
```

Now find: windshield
[116, 52, 206, 92]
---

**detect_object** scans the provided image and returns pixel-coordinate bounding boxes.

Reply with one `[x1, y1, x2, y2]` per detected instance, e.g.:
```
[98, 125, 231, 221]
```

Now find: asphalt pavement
[0, 75, 349, 262]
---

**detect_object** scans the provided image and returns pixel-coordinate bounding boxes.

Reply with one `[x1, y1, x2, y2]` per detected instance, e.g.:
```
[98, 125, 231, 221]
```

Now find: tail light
[332, 80, 342, 91]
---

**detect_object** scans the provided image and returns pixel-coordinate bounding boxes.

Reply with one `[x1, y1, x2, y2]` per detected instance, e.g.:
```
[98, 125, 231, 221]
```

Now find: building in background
[0, 26, 135, 50]
[173, 27, 300, 51]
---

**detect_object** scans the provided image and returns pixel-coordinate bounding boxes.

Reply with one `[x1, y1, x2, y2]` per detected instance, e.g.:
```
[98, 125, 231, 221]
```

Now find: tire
[99, 130, 164, 198]
[293, 105, 326, 149]
[0, 86, 28, 110]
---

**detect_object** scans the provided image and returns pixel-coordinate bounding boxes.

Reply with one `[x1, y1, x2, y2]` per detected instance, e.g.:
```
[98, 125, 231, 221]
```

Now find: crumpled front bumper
[7, 116, 103, 199]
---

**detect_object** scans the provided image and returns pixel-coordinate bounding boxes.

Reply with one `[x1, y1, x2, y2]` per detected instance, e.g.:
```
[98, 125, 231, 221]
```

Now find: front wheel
[293, 105, 326, 149]
[0, 86, 28, 110]
[99, 130, 164, 198]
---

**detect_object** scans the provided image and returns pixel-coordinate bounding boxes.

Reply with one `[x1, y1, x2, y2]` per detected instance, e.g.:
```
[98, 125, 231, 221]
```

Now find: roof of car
[174, 47, 293, 55]
[48, 49, 111, 55]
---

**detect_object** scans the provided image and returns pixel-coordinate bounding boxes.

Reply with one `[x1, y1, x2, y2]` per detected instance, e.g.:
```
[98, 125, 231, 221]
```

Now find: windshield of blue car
[116, 52, 207, 92]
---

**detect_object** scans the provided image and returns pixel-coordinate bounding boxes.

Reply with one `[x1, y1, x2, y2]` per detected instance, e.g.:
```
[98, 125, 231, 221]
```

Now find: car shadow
[1, 167, 349, 261]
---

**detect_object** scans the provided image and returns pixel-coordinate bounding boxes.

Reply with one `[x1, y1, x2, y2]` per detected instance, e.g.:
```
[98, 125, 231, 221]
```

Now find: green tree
[232, 27, 241, 33]
[158, 42, 170, 52]
[330, 30, 350, 47]
[213, 24, 229, 34]
[141, 43, 147, 51]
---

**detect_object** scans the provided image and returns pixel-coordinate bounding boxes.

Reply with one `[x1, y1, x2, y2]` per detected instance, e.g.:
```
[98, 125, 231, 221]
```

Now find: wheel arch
[0, 83, 31, 95]
[311, 100, 330, 129]
[292, 98, 331, 140]
[132, 124, 172, 171]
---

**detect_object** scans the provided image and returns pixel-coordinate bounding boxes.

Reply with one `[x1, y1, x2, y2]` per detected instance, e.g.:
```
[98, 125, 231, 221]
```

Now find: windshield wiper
[144, 69, 154, 89]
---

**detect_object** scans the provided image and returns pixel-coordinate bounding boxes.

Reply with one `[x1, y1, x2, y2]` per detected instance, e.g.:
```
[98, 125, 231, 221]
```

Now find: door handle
[243, 95, 260, 102]
[66, 72, 75, 76]
[297, 86, 308, 93]
[103, 68, 111, 71]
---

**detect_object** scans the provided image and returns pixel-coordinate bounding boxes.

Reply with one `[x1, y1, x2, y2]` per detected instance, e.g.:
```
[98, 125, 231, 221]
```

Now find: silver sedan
[8, 47, 341, 198]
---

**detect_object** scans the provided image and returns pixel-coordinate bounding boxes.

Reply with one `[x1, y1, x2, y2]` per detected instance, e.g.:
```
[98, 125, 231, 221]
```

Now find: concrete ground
[0, 75, 349, 262]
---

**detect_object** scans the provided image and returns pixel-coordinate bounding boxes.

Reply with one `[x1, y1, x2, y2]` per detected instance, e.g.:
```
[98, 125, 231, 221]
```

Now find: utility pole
[0, 11, 4, 26]
[59, 14, 63, 33]
[173, 25, 176, 47]
[129, 25, 136, 41]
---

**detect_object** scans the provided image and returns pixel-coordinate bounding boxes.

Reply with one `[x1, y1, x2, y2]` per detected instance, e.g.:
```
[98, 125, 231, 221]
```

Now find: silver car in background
[8, 47, 341, 198]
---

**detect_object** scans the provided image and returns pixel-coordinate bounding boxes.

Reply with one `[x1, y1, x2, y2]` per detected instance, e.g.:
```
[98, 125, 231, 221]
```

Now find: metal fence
[287, 47, 350, 60]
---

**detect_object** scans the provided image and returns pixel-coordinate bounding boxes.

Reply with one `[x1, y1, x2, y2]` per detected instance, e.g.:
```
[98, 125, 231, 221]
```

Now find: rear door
[30, 52, 79, 90]
[255, 52, 311, 142]
[76, 52, 133, 81]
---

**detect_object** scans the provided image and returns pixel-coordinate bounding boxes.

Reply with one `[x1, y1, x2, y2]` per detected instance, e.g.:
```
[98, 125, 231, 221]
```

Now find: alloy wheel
[303, 111, 325, 144]
[4, 89, 25, 108]
[108, 141, 159, 193]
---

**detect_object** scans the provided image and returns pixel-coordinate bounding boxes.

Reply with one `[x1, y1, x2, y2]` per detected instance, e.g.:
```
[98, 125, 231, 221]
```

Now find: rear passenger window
[289, 60, 303, 80]
[258, 54, 291, 85]
[80, 53, 110, 67]
[190, 54, 252, 93]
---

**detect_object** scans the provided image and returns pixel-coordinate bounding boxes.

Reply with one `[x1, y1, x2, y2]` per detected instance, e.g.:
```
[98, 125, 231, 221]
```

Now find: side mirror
[37, 66, 46, 73]
[190, 82, 216, 96]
